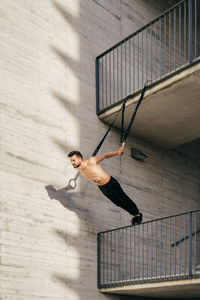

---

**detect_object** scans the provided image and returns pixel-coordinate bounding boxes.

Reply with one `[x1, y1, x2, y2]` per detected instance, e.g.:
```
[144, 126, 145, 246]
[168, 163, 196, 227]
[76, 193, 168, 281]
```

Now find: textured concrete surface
[0, 1, 199, 300]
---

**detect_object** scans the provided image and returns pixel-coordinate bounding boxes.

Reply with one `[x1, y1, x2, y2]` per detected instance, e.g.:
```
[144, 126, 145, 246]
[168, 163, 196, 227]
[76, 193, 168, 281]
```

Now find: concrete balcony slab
[98, 62, 200, 149]
[100, 277, 200, 298]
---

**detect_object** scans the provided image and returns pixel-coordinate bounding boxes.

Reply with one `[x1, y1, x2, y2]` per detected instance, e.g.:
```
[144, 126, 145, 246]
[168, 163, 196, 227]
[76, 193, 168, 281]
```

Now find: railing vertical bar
[194, 212, 197, 275]
[188, 0, 193, 63]
[179, 4, 181, 67]
[179, 215, 182, 275]
[184, 0, 186, 64]
[129, 39, 131, 95]
[138, 225, 140, 280]
[121, 229, 123, 283]
[95, 58, 100, 114]
[147, 222, 149, 278]
[124, 229, 126, 281]
[107, 233, 109, 284]
[121, 44, 123, 99]
[169, 217, 172, 278]
[130, 226, 132, 282]
[105, 54, 107, 108]
[121, 229, 123, 282]
[164, 219, 167, 278]
[155, 20, 157, 80]
[146, 29, 148, 82]
[133, 38, 135, 92]
[151, 221, 153, 279]
[113, 49, 115, 105]
[127, 40, 129, 95]
[142, 223, 144, 279]
[134, 226, 136, 279]
[150, 25, 152, 83]
[123, 229, 125, 282]
[194, 0, 197, 58]
[189, 212, 193, 277]
[125, 43, 127, 97]
[160, 219, 162, 277]
[174, 216, 176, 276]
[138, 34, 139, 90]
[103, 233, 105, 285]
[174, 8, 176, 70]
[117, 47, 119, 101]
[118, 229, 120, 283]
[160, 17, 162, 78]
[126, 227, 128, 282]
[109, 52, 111, 106]
[125, 42, 127, 97]
[97, 233, 101, 288]
[122, 230, 124, 283]
[116, 231, 118, 283]
[122, 43, 126, 97]
[164, 14, 166, 77]
[156, 220, 157, 278]
[127, 41, 128, 95]
[110, 231, 113, 283]
[142, 31, 144, 86]
[102, 56, 104, 111]
[184, 213, 186, 275]
[169, 11, 171, 73]
[162, 16, 164, 76]
[114, 230, 116, 283]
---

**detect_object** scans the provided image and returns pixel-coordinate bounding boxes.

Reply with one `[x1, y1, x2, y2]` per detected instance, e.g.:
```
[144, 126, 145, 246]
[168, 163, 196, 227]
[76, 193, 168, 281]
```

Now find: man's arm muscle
[94, 144, 125, 164]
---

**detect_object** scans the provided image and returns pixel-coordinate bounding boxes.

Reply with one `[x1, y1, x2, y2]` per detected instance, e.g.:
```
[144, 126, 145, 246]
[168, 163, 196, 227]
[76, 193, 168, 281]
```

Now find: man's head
[68, 151, 83, 168]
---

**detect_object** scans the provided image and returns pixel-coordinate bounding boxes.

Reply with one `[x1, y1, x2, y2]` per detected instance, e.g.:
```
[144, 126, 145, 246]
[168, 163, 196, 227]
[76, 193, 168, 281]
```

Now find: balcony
[97, 210, 200, 298]
[96, 0, 200, 149]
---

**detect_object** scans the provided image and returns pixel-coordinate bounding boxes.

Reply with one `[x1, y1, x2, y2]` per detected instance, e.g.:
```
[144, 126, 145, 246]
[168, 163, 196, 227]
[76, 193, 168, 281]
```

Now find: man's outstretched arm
[95, 143, 125, 164]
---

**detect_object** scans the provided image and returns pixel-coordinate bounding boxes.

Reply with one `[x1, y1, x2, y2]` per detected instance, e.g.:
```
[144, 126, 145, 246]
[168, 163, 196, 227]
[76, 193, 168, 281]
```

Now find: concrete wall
[0, 1, 199, 300]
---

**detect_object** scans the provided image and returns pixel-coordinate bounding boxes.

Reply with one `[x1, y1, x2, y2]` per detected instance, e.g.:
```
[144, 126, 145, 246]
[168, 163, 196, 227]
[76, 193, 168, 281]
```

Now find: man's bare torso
[78, 157, 110, 185]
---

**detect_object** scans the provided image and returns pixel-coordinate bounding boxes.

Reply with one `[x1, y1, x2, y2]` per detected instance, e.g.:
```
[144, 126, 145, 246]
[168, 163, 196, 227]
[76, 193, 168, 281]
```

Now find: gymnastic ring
[68, 178, 77, 189]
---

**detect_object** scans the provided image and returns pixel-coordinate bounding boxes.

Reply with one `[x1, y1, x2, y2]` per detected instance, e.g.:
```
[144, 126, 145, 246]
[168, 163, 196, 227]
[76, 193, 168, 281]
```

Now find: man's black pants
[98, 176, 139, 215]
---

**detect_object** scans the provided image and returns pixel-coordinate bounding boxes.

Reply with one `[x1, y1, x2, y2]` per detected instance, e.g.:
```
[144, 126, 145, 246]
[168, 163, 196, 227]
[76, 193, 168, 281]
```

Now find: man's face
[70, 154, 82, 168]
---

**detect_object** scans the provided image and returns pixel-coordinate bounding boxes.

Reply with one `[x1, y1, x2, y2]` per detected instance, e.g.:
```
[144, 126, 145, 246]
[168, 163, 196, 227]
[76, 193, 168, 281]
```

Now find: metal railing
[96, 0, 200, 114]
[97, 209, 200, 289]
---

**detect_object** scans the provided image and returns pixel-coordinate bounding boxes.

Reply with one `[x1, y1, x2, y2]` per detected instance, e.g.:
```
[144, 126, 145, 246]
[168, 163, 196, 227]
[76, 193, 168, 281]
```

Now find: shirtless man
[68, 144, 142, 225]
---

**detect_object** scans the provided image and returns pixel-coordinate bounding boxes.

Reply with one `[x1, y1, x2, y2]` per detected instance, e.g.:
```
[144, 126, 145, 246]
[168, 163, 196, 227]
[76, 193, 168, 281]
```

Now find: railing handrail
[98, 209, 200, 235]
[96, 0, 199, 114]
[96, 0, 185, 59]
[97, 209, 200, 289]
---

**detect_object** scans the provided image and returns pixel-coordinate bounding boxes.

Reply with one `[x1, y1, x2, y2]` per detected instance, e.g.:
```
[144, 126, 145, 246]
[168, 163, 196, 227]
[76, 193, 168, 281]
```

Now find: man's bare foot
[132, 213, 141, 218]
[131, 212, 143, 225]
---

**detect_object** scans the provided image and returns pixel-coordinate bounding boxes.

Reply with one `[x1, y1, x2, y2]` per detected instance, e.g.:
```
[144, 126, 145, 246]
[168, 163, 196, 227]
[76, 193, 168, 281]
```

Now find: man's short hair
[68, 151, 83, 159]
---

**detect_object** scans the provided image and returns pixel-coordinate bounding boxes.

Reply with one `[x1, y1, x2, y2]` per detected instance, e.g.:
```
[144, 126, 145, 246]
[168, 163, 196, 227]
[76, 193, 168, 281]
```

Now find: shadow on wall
[46, 0, 189, 300]
[46, 1, 84, 299]
[47, 1, 145, 299]
[45, 184, 88, 216]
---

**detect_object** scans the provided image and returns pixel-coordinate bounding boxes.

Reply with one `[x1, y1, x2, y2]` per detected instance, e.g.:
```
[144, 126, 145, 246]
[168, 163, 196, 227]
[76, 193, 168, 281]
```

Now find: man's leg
[108, 177, 139, 215]
[98, 177, 142, 224]
[110, 178, 143, 224]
